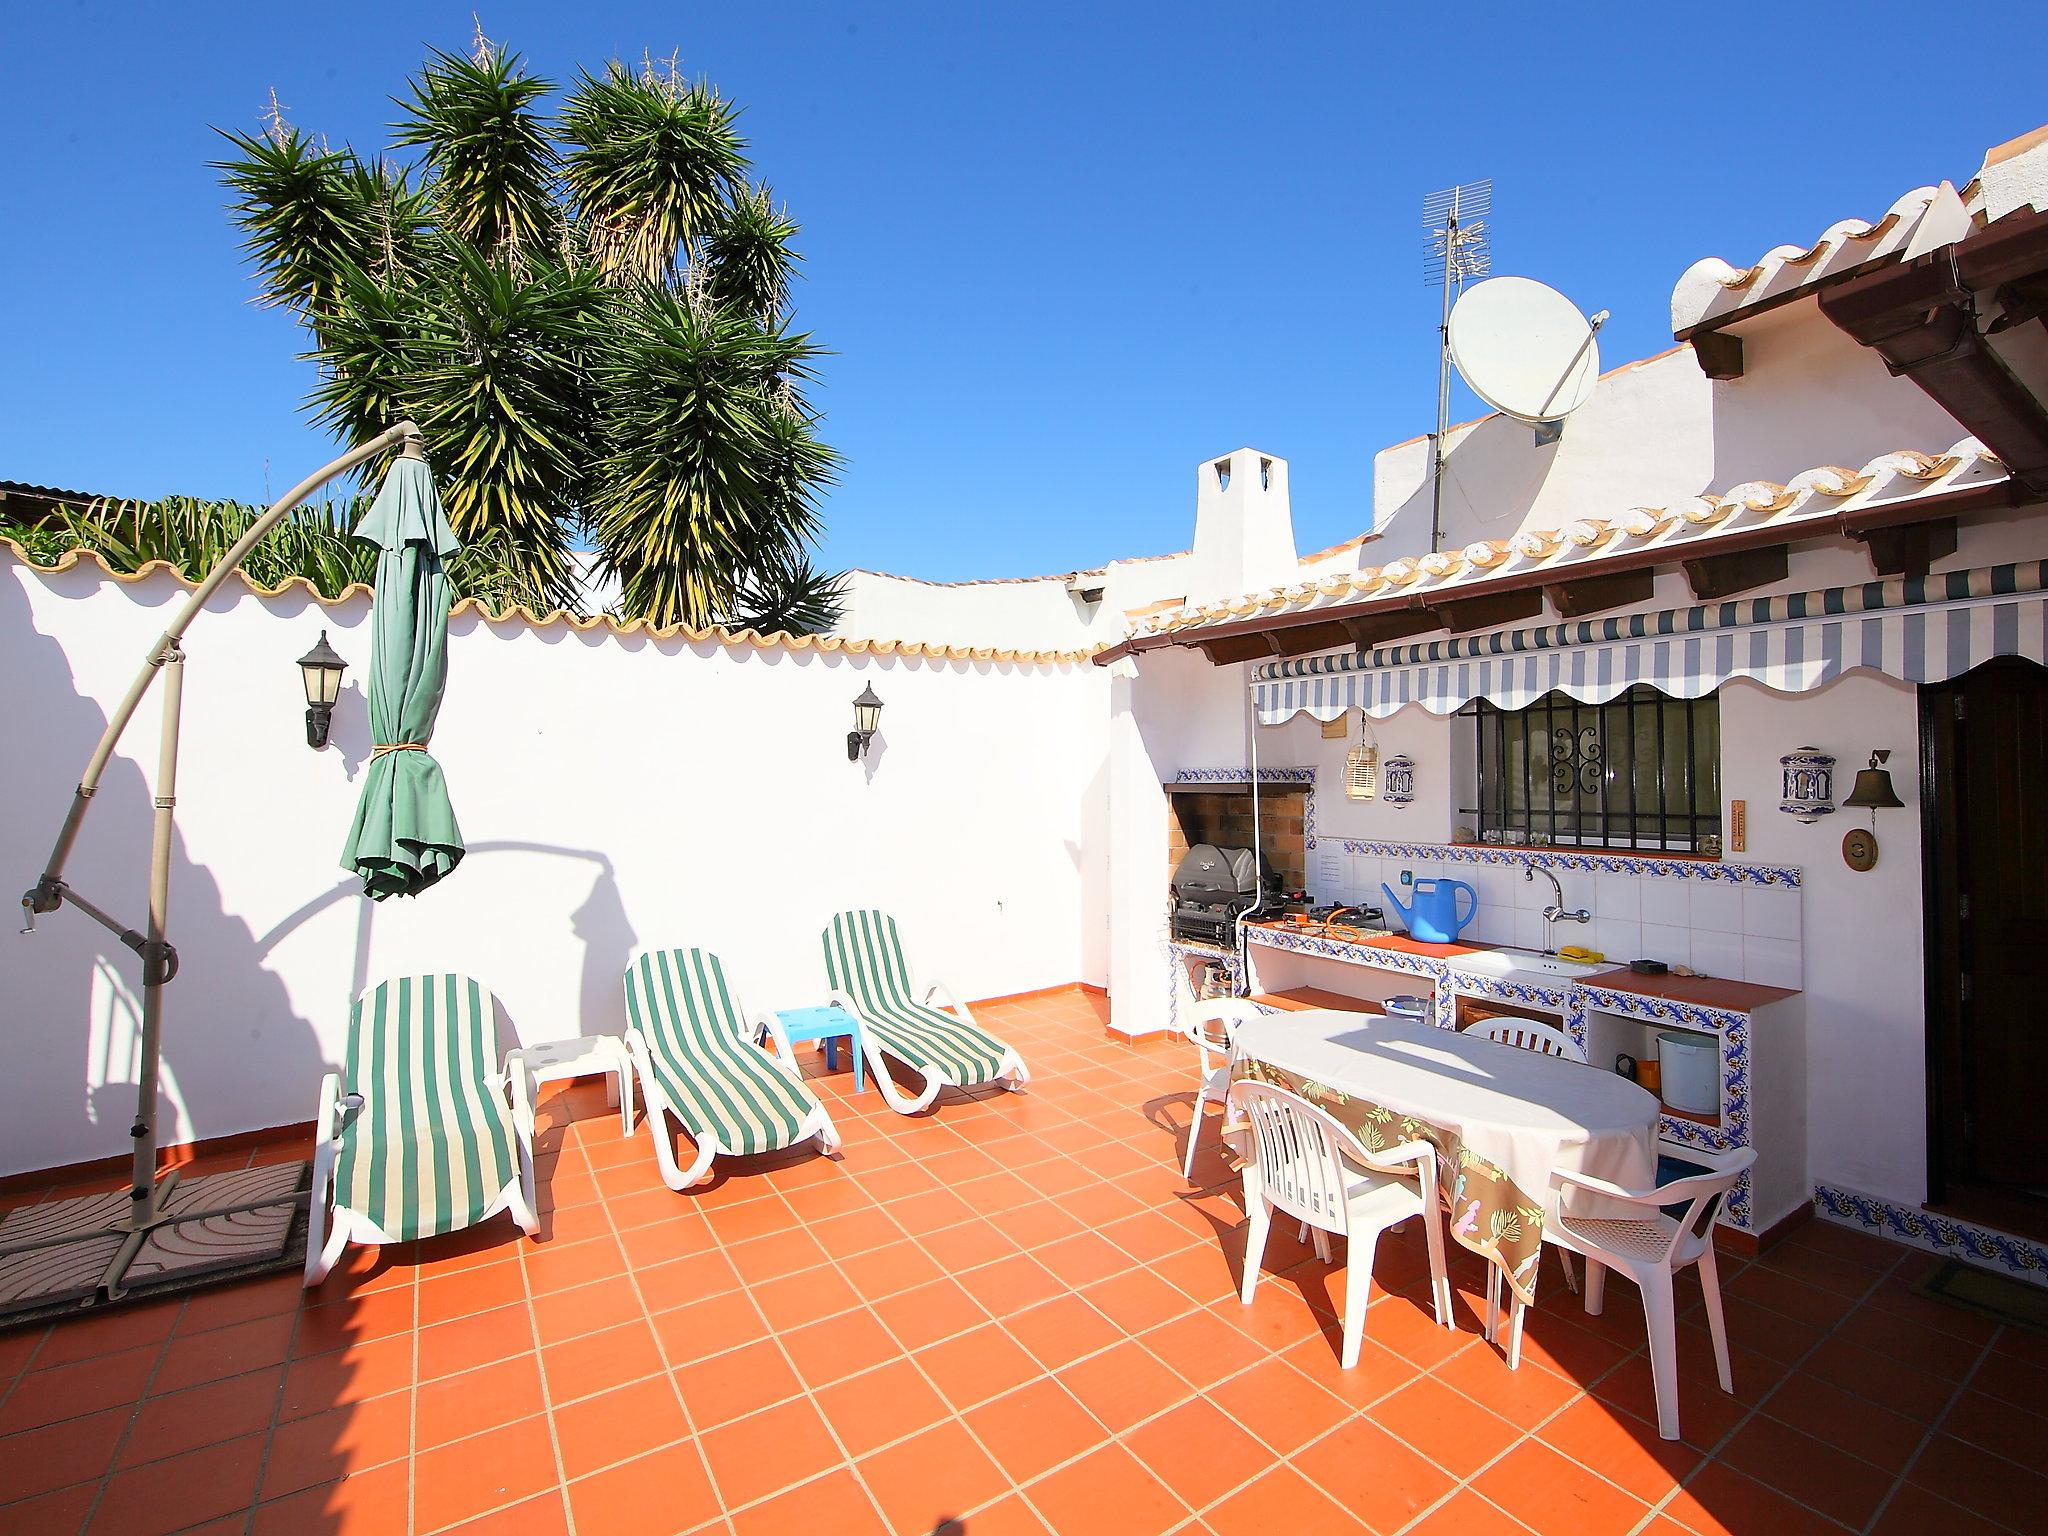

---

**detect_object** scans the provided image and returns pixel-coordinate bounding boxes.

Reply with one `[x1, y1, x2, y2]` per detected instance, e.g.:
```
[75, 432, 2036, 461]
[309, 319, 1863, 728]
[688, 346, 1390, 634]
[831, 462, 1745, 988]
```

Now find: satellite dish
[1447, 276, 1603, 428]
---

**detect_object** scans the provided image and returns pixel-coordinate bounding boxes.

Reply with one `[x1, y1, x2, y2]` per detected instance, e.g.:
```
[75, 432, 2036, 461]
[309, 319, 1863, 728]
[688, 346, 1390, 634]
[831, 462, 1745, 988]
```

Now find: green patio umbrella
[341, 452, 465, 899]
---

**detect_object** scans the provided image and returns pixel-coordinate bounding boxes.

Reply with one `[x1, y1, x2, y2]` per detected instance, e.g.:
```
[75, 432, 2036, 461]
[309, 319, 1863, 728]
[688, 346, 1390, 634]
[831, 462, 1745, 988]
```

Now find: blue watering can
[1380, 878, 1478, 943]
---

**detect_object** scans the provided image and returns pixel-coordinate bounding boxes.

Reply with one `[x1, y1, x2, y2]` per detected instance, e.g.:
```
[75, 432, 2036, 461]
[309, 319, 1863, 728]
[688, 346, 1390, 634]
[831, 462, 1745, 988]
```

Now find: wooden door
[1925, 658, 2048, 1220]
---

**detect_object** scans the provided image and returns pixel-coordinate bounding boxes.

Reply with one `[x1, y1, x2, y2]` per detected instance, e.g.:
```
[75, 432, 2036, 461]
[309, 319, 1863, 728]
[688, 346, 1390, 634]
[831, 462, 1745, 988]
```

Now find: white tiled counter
[1311, 840, 1804, 990]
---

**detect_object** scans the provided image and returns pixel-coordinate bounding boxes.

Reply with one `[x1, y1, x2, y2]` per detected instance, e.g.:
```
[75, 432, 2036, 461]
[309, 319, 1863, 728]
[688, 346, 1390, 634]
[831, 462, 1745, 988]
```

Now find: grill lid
[1173, 843, 1262, 898]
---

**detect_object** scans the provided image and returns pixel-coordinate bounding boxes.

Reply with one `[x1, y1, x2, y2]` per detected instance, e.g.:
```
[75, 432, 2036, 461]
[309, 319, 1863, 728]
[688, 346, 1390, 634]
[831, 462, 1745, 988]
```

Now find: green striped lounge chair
[822, 910, 1030, 1114]
[305, 974, 537, 1287]
[624, 948, 842, 1190]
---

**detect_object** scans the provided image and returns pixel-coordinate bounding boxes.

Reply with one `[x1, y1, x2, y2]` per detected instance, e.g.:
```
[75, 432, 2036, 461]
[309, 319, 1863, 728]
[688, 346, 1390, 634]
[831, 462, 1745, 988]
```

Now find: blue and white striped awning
[1253, 561, 2048, 723]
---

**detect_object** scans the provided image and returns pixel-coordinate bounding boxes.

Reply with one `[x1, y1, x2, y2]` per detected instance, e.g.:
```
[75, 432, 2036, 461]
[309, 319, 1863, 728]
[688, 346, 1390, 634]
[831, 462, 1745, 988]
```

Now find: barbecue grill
[1170, 843, 1273, 944]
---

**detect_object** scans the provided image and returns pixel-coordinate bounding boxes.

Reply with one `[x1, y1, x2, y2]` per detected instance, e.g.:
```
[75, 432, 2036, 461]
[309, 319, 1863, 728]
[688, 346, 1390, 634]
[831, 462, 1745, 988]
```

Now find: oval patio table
[1228, 1010, 1662, 1314]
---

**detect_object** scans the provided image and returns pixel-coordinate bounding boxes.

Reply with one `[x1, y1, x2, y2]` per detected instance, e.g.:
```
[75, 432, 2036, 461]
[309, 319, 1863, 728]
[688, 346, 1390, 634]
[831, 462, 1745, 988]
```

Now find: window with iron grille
[1460, 685, 1721, 852]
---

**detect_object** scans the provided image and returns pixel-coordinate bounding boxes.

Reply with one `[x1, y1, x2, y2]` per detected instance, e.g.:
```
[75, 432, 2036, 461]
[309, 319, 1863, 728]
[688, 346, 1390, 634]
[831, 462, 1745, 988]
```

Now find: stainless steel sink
[1447, 947, 1609, 985]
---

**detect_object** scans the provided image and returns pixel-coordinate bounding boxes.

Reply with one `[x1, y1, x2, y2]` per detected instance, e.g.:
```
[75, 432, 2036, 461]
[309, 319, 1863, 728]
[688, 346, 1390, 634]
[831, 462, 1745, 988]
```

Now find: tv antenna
[1423, 180, 1492, 553]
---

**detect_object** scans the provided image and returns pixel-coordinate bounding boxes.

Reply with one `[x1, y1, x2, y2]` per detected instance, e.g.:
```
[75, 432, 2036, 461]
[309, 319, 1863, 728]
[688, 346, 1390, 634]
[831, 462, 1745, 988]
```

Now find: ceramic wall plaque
[1382, 753, 1416, 807]
[1778, 747, 1835, 823]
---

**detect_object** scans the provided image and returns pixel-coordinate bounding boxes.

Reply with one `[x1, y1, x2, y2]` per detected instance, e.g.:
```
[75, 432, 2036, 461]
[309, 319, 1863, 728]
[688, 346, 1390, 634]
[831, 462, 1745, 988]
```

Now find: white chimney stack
[1185, 447, 1297, 606]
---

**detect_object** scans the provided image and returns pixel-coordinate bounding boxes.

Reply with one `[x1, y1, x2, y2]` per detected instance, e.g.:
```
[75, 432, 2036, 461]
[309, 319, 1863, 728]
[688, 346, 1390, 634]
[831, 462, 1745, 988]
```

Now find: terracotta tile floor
[1, 986, 2043, 1535]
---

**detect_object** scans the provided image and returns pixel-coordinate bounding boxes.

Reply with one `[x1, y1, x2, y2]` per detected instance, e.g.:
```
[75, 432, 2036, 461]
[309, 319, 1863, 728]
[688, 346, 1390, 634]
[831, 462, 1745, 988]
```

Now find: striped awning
[1253, 561, 2048, 723]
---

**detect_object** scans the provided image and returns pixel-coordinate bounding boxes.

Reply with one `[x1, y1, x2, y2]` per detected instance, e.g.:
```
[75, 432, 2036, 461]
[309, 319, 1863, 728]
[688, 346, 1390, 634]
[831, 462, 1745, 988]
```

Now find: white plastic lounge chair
[305, 974, 537, 1287]
[1181, 998, 1263, 1180]
[624, 948, 841, 1190]
[1231, 1079, 1453, 1368]
[821, 910, 1029, 1114]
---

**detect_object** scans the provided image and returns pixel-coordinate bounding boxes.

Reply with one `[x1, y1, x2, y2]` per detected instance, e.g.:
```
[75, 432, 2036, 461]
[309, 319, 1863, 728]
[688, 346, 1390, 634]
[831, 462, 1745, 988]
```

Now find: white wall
[1372, 308, 1968, 567]
[1, 555, 1109, 1176]
[1721, 672, 1926, 1205]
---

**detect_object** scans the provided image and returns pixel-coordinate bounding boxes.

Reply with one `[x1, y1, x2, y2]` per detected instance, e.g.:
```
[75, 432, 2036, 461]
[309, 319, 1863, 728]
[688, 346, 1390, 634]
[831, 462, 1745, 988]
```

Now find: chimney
[1186, 448, 1297, 606]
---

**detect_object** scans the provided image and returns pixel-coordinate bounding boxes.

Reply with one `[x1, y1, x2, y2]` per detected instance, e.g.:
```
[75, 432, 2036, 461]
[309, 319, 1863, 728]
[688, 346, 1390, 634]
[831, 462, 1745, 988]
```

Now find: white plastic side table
[509, 1035, 634, 1136]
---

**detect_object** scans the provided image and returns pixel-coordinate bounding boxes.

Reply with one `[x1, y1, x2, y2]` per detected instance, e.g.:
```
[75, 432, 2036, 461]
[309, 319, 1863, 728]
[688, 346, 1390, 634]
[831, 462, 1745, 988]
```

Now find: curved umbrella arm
[22, 421, 424, 928]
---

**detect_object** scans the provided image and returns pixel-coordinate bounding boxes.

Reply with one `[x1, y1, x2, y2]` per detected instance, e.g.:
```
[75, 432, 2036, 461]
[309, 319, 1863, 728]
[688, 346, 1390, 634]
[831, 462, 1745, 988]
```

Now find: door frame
[1919, 673, 1965, 1208]
[1920, 656, 2048, 1231]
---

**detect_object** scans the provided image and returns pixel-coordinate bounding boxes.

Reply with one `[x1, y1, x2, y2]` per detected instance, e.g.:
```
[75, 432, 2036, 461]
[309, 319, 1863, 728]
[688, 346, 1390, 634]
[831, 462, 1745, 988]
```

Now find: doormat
[1910, 1258, 2048, 1334]
[0, 1161, 309, 1333]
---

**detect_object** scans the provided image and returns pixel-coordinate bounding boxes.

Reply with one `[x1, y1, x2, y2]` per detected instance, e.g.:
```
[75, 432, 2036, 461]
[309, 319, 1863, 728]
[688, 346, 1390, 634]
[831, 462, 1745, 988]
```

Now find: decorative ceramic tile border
[1575, 987, 1746, 1039]
[1323, 839, 1802, 889]
[1443, 969, 1589, 1053]
[1171, 768, 1316, 785]
[1580, 985, 1751, 1224]
[1814, 1183, 2048, 1289]
[1243, 923, 1438, 982]
[1170, 767, 1324, 851]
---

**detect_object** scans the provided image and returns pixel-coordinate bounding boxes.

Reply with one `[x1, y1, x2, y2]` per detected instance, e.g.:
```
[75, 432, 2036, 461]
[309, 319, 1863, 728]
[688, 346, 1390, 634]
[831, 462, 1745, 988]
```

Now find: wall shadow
[1, 568, 327, 1183]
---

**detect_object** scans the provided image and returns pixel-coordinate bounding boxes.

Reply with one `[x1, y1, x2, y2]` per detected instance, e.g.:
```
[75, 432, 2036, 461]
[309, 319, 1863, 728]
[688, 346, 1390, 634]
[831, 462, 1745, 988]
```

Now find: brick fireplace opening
[1164, 784, 1307, 895]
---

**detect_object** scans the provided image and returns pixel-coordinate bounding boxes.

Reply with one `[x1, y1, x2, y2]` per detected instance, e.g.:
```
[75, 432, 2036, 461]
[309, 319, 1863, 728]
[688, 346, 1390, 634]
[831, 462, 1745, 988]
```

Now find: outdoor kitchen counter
[1580, 968, 1800, 1012]
[1241, 922, 1485, 963]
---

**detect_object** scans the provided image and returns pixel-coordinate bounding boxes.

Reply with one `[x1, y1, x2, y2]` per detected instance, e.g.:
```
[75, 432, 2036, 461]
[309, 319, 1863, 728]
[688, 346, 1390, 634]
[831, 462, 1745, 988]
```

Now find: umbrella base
[0, 1162, 307, 1327]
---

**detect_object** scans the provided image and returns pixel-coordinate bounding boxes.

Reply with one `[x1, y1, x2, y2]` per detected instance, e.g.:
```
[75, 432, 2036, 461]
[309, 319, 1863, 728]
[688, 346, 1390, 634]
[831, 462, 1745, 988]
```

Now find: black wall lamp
[298, 630, 348, 749]
[847, 684, 883, 761]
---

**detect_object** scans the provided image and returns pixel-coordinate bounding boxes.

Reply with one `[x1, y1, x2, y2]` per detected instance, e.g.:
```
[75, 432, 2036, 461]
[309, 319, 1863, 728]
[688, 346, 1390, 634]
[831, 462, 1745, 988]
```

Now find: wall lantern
[1840, 749, 1905, 872]
[297, 629, 348, 750]
[1344, 715, 1380, 801]
[847, 684, 883, 761]
[1778, 746, 1835, 823]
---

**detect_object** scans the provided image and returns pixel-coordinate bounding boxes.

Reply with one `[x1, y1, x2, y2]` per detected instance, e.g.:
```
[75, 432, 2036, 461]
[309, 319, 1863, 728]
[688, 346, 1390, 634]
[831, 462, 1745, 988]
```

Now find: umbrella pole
[99, 642, 185, 1295]
[9, 421, 423, 1311]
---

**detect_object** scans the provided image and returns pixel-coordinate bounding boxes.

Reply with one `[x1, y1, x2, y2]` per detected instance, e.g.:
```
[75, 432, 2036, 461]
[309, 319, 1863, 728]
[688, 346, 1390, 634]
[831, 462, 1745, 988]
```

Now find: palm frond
[703, 182, 801, 323]
[586, 285, 834, 628]
[724, 544, 846, 637]
[215, 38, 834, 624]
[214, 128, 383, 322]
[394, 45, 559, 260]
[559, 59, 747, 287]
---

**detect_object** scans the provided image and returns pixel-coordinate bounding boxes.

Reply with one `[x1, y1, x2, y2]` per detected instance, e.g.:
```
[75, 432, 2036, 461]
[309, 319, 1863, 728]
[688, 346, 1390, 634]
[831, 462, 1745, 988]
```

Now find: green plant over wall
[0, 494, 548, 616]
[213, 36, 843, 633]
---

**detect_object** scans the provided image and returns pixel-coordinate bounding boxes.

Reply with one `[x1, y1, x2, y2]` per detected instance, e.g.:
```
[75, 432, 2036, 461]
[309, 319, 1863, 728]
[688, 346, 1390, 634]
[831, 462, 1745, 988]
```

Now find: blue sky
[3, 3, 2040, 582]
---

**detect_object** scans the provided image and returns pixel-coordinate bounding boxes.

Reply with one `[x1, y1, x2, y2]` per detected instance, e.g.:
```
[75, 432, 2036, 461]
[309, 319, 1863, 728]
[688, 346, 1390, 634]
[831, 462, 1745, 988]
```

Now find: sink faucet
[1525, 862, 1591, 953]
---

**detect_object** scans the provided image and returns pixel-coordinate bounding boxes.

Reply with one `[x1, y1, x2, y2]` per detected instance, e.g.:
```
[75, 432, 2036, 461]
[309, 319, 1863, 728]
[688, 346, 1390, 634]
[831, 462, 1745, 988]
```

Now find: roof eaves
[1107, 438, 2011, 663]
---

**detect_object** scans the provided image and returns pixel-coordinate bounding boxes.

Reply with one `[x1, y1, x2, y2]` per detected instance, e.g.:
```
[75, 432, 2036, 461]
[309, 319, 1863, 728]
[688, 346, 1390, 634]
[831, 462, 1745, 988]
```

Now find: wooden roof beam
[1427, 586, 1545, 635]
[1682, 544, 1788, 601]
[1341, 604, 1446, 648]
[1543, 567, 1655, 619]
[1270, 620, 1364, 658]
[1853, 518, 1957, 579]
[1690, 331, 1744, 381]
[1198, 631, 1284, 665]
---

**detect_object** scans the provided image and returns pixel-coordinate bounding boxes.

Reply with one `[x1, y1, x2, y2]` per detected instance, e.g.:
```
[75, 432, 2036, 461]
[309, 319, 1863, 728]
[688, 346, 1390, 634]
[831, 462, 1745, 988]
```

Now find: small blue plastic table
[774, 1004, 866, 1093]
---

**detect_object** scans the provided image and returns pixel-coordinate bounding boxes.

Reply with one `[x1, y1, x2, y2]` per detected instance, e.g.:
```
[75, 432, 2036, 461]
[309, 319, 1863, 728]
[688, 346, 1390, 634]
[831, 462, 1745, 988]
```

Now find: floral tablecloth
[1228, 1011, 1660, 1305]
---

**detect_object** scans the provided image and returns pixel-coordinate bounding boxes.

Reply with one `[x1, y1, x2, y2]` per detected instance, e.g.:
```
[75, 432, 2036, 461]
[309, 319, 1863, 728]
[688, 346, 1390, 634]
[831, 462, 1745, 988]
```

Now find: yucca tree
[215, 39, 841, 631]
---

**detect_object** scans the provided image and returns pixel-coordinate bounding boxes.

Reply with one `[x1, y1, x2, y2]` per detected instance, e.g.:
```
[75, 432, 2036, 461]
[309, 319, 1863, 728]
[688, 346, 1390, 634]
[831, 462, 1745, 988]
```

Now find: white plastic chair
[1230, 1079, 1453, 1368]
[1180, 999, 1263, 1180]
[1470, 1015, 1587, 1064]
[1524, 1147, 1757, 1439]
[1468, 1016, 1589, 1295]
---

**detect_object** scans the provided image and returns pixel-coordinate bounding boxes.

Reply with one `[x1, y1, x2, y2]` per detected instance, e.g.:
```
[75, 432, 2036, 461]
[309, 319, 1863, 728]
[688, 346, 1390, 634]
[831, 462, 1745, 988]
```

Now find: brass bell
[1842, 750, 1904, 811]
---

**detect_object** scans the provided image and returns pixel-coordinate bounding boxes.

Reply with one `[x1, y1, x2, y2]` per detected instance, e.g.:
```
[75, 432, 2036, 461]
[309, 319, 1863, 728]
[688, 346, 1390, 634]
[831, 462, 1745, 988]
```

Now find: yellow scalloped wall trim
[0, 539, 1100, 668]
